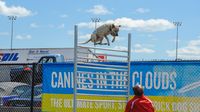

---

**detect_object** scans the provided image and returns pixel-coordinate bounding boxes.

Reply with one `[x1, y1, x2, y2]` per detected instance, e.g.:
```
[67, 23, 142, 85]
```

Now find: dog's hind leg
[96, 42, 107, 45]
[101, 43, 108, 45]
[95, 41, 105, 45]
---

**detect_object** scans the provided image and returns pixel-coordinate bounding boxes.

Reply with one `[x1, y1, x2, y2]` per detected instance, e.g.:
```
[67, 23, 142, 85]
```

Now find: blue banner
[43, 61, 200, 97]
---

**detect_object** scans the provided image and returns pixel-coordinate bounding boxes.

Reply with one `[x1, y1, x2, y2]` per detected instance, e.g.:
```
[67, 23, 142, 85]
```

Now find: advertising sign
[0, 50, 28, 63]
[0, 48, 89, 63]
[42, 61, 200, 112]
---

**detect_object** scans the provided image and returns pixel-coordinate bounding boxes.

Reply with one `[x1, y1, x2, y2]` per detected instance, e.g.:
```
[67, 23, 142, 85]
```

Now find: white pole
[73, 25, 78, 112]
[8, 16, 17, 50]
[127, 33, 131, 101]
[173, 22, 182, 61]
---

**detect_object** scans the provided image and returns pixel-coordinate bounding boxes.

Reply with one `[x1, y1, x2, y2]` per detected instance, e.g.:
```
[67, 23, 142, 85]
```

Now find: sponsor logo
[28, 50, 49, 54]
[0, 53, 19, 62]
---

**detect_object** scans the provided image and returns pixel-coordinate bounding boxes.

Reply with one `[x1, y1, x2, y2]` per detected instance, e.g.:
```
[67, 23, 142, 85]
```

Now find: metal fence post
[30, 63, 36, 112]
[73, 25, 78, 112]
[127, 33, 131, 102]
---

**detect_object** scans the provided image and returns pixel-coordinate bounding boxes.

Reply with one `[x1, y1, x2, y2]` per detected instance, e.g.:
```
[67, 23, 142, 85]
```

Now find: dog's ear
[111, 24, 115, 28]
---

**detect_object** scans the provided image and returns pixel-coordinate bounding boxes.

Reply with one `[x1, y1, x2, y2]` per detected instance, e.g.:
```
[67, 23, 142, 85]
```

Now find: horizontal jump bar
[77, 71, 128, 77]
[77, 82, 128, 87]
[76, 93, 128, 97]
[77, 56, 128, 62]
[77, 51, 128, 58]
[77, 62, 128, 69]
[77, 65, 128, 72]
[77, 77, 128, 82]
[78, 46, 128, 52]
[77, 88, 128, 92]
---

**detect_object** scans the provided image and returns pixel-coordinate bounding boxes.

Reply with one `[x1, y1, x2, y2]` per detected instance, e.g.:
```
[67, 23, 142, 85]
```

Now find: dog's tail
[78, 34, 96, 44]
[78, 38, 91, 44]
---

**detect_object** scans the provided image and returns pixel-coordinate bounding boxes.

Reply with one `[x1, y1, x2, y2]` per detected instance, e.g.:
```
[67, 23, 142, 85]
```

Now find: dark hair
[133, 85, 144, 96]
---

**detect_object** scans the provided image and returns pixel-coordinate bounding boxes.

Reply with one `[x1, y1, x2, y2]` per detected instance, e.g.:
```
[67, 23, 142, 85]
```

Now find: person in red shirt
[125, 85, 155, 112]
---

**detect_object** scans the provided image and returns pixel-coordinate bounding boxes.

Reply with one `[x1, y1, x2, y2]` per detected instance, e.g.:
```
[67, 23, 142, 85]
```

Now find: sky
[0, 0, 200, 60]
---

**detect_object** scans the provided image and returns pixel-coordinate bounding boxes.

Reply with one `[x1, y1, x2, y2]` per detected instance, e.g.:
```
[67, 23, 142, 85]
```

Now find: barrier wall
[42, 61, 200, 112]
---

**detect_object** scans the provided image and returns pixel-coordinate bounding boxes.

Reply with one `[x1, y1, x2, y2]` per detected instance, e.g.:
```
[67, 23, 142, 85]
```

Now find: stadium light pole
[173, 21, 182, 61]
[91, 18, 100, 30]
[8, 16, 17, 50]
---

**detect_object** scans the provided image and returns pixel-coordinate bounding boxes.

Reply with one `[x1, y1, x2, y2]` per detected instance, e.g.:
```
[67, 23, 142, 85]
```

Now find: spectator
[125, 85, 155, 112]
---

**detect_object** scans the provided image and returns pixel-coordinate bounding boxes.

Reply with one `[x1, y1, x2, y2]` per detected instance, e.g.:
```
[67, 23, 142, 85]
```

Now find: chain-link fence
[1, 62, 200, 112]
[132, 61, 200, 112]
[0, 63, 42, 112]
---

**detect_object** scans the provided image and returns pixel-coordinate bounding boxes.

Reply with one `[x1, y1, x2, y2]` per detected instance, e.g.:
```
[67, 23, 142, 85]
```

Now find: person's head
[133, 85, 144, 96]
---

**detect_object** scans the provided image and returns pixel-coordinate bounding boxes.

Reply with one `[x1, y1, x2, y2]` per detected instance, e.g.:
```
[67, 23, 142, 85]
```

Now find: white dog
[81, 24, 121, 46]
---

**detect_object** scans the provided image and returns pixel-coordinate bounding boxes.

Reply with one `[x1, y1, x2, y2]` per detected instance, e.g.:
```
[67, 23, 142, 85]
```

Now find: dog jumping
[80, 23, 121, 46]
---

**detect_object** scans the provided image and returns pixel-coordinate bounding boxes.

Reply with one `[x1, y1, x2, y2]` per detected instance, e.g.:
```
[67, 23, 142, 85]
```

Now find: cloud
[113, 46, 129, 51]
[78, 22, 95, 29]
[0, 1, 32, 17]
[0, 32, 9, 36]
[113, 44, 155, 54]
[30, 23, 39, 28]
[78, 17, 175, 32]
[79, 34, 91, 39]
[67, 30, 73, 36]
[60, 14, 68, 18]
[48, 24, 55, 28]
[133, 44, 155, 53]
[47, 23, 66, 29]
[166, 38, 200, 59]
[16, 34, 32, 40]
[57, 24, 65, 29]
[136, 8, 150, 13]
[86, 5, 112, 15]
[114, 17, 175, 32]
